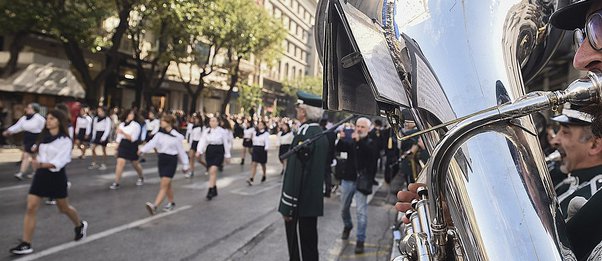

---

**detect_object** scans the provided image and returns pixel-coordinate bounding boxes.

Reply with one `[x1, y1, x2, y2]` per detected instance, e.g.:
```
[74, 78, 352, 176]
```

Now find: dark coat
[278, 122, 328, 218]
[556, 165, 602, 219]
[335, 136, 378, 182]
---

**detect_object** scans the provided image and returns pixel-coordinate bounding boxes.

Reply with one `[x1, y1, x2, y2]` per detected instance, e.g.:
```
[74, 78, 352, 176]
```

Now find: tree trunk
[220, 56, 242, 114]
[0, 31, 27, 78]
[63, 39, 97, 103]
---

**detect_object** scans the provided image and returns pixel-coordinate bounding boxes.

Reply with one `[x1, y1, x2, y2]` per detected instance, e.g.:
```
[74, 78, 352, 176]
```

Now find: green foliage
[282, 76, 323, 97]
[238, 83, 263, 111]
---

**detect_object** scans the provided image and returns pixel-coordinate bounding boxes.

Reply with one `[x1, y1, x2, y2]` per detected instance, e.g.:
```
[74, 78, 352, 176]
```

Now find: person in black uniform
[9, 109, 88, 255]
[278, 91, 328, 260]
[547, 104, 602, 219]
[320, 118, 336, 198]
[3, 103, 45, 180]
[185, 113, 204, 178]
[140, 114, 190, 215]
[399, 114, 420, 185]
[74, 106, 92, 159]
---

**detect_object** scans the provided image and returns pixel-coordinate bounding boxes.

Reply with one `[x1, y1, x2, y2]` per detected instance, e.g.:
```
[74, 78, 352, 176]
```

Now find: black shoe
[140, 158, 146, 163]
[10, 241, 33, 255]
[213, 186, 218, 197]
[206, 187, 215, 200]
[354, 241, 364, 254]
[74, 220, 88, 241]
[372, 179, 379, 186]
[261, 176, 266, 183]
[240, 158, 245, 165]
[246, 178, 253, 186]
[341, 227, 352, 240]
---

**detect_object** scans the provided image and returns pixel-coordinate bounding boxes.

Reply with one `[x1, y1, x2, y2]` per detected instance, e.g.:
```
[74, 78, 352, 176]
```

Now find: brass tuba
[315, 0, 602, 260]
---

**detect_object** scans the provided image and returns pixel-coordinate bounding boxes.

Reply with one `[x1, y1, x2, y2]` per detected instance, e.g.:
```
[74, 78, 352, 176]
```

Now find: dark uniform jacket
[278, 122, 328, 218]
[335, 136, 378, 182]
[566, 189, 602, 260]
[556, 165, 602, 219]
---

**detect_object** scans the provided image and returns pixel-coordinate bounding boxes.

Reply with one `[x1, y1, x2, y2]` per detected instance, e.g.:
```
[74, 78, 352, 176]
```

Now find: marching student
[74, 107, 92, 159]
[241, 119, 255, 165]
[196, 116, 232, 200]
[185, 113, 204, 178]
[246, 121, 270, 185]
[145, 111, 160, 142]
[2, 103, 45, 180]
[9, 109, 88, 255]
[89, 107, 112, 171]
[219, 116, 234, 172]
[141, 114, 189, 215]
[110, 109, 144, 189]
[278, 122, 294, 175]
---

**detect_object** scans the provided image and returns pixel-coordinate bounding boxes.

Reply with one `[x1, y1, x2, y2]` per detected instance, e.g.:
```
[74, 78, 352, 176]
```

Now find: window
[292, 66, 296, 78]
[284, 63, 289, 78]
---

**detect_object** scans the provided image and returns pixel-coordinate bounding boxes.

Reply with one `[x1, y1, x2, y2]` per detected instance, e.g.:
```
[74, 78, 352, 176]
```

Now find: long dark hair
[36, 109, 70, 146]
[220, 116, 232, 130]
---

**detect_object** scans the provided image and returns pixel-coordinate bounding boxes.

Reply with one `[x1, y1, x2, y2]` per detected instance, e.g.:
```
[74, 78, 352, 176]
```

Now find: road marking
[326, 239, 346, 261]
[95, 167, 156, 180]
[15, 205, 192, 261]
[0, 184, 29, 192]
[230, 183, 281, 196]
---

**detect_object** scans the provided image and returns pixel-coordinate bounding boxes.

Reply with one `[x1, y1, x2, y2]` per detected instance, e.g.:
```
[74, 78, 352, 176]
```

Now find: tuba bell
[315, 0, 601, 260]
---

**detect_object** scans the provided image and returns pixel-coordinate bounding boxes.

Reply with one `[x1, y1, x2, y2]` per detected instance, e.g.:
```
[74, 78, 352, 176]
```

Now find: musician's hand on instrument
[396, 183, 426, 223]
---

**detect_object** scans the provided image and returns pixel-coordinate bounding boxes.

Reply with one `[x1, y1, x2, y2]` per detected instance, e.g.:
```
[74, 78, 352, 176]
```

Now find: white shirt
[35, 135, 72, 172]
[75, 115, 93, 135]
[8, 114, 45, 134]
[141, 129, 189, 170]
[243, 127, 255, 139]
[279, 131, 294, 145]
[252, 130, 270, 149]
[145, 119, 160, 135]
[186, 124, 204, 142]
[116, 121, 141, 143]
[91, 116, 112, 142]
[197, 126, 231, 158]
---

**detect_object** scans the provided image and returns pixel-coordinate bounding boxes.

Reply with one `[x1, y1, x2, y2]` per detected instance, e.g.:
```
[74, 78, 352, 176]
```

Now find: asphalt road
[0, 140, 397, 261]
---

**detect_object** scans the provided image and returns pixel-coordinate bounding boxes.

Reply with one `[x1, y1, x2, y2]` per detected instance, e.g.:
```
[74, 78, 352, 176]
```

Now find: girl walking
[247, 121, 270, 185]
[185, 114, 204, 178]
[2, 103, 45, 180]
[110, 109, 144, 189]
[74, 107, 92, 159]
[196, 116, 231, 200]
[89, 107, 112, 170]
[241, 119, 254, 165]
[140, 114, 189, 215]
[9, 109, 87, 255]
[278, 122, 294, 175]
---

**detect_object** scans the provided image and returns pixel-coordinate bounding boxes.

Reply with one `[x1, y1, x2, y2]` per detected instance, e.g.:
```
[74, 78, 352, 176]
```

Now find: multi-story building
[252, 0, 321, 116]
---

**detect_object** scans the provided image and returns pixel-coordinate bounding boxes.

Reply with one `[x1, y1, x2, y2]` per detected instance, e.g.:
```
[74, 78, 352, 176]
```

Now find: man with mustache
[549, 104, 602, 219]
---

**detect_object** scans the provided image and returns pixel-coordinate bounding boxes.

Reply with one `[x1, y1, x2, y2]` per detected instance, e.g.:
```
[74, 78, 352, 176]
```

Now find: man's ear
[590, 137, 602, 155]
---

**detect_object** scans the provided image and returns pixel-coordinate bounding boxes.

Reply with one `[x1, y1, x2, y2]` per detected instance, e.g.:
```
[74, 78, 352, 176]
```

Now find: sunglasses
[575, 9, 602, 51]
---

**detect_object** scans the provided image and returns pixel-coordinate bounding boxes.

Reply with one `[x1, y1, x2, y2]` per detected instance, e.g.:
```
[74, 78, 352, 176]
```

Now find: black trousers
[285, 216, 318, 261]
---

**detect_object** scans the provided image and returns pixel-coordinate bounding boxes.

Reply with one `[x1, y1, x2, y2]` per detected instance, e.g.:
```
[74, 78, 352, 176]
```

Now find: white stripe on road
[0, 184, 29, 192]
[15, 205, 192, 261]
[95, 167, 156, 180]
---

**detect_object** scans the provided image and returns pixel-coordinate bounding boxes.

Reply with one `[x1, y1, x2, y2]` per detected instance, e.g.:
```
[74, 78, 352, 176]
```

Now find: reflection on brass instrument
[315, 0, 592, 260]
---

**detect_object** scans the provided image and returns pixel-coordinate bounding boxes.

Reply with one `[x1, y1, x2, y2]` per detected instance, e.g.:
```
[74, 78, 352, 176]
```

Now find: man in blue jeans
[336, 117, 378, 254]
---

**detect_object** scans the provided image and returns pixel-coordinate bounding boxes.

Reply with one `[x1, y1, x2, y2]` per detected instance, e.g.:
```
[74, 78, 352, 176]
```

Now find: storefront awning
[0, 63, 85, 98]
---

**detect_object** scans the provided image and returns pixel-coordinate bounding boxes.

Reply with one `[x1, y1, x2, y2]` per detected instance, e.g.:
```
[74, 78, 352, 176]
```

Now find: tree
[172, 0, 231, 113]
[0, 1, 46, 77]
[46, 0, 134, 104]
[237, 83, 263, 113]
[127, 0, 190, 109]
[282, 75, 323, 96]
[219, 0, 286, 114]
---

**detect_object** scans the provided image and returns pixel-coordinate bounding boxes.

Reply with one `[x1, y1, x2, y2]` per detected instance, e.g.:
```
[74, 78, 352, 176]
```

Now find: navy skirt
[252, 146, 267, 164]
[206, 144, 225, 169]
[242, 138, 253, 148]
[158, 153, 178, 178]
[117, 139, 139, 161]
[76, 128, 87, 141]
[190, 140, 199, 151]
[29, 168, 68, 198]
[92, 131, 108, 146]
[23, 131, 38, 153]
[279, 144, 291, 157]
